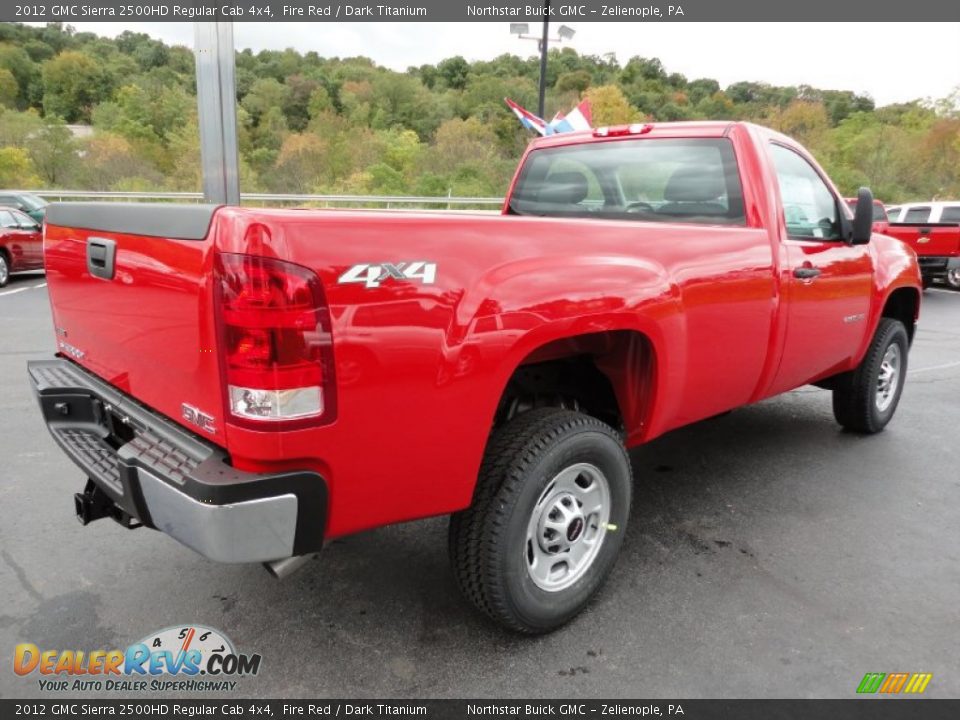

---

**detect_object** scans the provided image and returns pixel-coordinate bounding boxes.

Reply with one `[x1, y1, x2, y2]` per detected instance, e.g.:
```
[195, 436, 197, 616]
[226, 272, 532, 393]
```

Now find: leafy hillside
[0, 22, 957, 202]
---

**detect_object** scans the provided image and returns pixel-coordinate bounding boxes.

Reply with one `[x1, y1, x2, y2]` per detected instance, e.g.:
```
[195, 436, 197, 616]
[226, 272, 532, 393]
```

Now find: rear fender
[461, 255, 678, 447]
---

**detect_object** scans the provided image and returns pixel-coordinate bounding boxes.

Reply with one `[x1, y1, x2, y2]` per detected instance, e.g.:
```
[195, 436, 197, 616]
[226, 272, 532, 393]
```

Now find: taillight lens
[215, 252, 336, 428]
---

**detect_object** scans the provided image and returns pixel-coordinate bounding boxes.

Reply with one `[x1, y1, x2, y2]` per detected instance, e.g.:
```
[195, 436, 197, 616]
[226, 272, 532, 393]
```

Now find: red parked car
[30, 122, 921, 633]
[0, 207, 43, 287]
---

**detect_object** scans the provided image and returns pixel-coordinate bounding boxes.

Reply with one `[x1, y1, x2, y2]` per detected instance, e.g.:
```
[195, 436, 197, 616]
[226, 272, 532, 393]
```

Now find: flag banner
[506, 98, 594, 136]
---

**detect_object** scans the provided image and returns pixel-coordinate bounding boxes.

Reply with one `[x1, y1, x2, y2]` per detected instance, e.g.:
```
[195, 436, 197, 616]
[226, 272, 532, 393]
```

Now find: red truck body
[30, 121, 922, 630]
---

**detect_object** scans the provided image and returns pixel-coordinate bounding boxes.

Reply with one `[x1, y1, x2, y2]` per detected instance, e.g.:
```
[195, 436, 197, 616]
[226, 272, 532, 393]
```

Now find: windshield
[20, 194, 48, 211]
[509, 138, 745, 225]
[10, 209, 36, 226]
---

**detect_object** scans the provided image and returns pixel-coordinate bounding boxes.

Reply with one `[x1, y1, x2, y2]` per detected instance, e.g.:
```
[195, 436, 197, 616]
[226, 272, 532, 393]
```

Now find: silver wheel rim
[525, 462, 611, 592]
[948, 268, 960, 288]
[876, 343, 902, 413]
[0, 256, 7, 285]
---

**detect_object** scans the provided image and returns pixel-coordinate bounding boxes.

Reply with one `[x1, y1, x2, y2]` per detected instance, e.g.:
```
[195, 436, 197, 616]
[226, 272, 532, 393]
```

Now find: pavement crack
[2, 549, 43, 602]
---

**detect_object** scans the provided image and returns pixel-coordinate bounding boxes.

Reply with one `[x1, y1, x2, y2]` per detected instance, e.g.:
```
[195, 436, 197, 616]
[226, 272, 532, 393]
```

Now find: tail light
[214, 252, 336, 429]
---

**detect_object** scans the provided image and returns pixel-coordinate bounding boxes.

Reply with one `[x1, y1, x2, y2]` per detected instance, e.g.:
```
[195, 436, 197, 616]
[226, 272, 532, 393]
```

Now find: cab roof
[528, 121, 737, 150]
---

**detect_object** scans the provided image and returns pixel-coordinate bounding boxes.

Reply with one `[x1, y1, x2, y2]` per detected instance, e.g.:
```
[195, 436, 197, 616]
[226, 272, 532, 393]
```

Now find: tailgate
[886, 223, 960, 257]
[42, 203, 227, 446]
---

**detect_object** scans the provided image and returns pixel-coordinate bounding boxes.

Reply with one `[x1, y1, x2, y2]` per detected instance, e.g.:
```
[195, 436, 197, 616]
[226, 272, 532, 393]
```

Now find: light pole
[510, 2, 575, 118]
[193, 22, 240, 205]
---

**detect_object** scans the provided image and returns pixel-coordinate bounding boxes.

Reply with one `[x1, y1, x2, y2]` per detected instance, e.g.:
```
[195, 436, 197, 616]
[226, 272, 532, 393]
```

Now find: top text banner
[4, 0, 960, 22]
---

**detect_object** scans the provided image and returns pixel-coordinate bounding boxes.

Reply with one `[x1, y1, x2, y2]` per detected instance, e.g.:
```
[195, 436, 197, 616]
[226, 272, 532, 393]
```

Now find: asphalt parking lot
[1, 271, 958, 699]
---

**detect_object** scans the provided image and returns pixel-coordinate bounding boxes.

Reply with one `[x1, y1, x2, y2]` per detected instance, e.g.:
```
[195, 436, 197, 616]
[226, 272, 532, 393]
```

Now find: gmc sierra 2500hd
[30, 121, 921, 633]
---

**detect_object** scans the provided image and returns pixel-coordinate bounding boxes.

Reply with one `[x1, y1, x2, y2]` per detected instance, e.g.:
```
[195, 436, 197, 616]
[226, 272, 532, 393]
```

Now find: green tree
[26, 117, 78, 186]
[0, 107, 43, 146]
[0, 68, 17, 108]
[241, 77, 291, 123]
[774, 100, 830, 151]
[42, 50, 111, 122]
[583, 85, 639, 126]
[274, 133, 329, 193]
[436, 56, 469, 90]
[556, 70, 591, 95]
[0, 43, 37, 107]
[79, 133, 161, 190]
[0, 146, 41, 187]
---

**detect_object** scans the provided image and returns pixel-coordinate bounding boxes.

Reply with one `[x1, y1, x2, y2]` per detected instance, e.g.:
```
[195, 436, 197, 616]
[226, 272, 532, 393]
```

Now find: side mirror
[851, 187, 874, 245]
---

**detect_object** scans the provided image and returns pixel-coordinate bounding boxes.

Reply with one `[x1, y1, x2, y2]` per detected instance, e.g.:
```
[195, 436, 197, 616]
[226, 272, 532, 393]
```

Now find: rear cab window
[508, 138, 746, 226]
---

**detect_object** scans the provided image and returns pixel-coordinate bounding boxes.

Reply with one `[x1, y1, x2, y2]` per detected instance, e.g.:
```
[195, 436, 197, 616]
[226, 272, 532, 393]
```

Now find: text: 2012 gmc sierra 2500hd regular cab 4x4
[30, 121, 921, 633]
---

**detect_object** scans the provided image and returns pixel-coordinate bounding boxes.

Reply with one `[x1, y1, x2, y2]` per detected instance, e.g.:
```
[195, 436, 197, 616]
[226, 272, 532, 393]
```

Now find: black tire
[946, 267, 960, 290]
[832, 318, 909, 434]
[921, 278, 933, 291]
[449, 408, 632, 634]
[0, 252, 9, 288]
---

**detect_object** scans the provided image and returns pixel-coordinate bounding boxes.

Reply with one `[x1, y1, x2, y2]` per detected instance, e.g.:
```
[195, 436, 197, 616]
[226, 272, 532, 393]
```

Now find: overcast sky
[34, 22, 960, 106]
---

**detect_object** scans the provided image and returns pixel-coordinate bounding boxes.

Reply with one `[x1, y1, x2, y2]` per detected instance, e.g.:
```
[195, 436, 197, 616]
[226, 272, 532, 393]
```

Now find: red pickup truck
[881, 203, 960, 289]
[30, 121, 921, 633]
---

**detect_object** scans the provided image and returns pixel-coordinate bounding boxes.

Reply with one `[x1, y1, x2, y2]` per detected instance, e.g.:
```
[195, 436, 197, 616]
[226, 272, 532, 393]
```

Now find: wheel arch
[880, 285, 920, 345]
[490, 325, 662, 447]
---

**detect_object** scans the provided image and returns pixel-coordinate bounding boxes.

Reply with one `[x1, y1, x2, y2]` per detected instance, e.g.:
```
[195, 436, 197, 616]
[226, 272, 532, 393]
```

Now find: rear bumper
[28, 358, 326, 563]
[917, 255, 960, 280]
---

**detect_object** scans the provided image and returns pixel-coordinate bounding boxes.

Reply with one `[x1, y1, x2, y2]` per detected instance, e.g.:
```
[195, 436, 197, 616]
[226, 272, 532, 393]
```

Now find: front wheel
[832, 318, 909, 433]
[449, 408, 632, 634]
[946, 266, 960, 290]
[0, 253, 9, 287]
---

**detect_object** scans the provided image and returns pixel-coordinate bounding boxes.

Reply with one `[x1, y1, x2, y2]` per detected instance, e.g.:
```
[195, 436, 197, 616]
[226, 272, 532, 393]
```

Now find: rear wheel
[449, 408, 632, 634]
[832, 318, 909, 433]
[0, 252, 9, 287]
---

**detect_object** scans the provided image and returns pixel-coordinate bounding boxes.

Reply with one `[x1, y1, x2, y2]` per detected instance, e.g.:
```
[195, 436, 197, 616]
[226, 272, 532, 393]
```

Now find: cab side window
[0, 211, 18, 228]
[904, 206, 931, 223]
[770, 144, 843, 241]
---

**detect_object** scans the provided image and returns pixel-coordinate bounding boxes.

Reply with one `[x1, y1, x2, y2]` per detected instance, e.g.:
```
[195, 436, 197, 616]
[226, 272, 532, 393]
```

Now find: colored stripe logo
[857, 672, 932, 694]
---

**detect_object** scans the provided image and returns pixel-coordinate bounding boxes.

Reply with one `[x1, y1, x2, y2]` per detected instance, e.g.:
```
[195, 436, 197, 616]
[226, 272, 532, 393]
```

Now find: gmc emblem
[182, 403, 216, 434]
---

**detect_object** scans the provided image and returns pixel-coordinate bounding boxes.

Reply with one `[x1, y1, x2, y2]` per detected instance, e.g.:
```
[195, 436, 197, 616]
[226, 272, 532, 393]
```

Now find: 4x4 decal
[338, 262, 437, 289]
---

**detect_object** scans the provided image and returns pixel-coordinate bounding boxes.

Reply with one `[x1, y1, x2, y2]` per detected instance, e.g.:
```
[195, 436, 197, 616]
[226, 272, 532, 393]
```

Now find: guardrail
[33, 190, 506, 210]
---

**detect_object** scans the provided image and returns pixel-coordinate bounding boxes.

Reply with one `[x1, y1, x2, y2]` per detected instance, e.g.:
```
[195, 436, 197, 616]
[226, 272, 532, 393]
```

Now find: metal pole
[193, 22, 240, 205]
[538, 0, 550, 118]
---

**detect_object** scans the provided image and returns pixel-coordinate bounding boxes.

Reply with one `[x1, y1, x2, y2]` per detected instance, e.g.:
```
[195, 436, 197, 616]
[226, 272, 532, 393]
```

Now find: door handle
[793, 266, 822, 280]
[86, 238, 117, 280]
